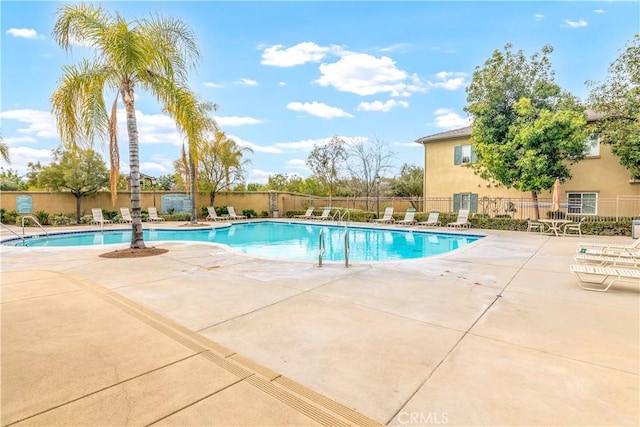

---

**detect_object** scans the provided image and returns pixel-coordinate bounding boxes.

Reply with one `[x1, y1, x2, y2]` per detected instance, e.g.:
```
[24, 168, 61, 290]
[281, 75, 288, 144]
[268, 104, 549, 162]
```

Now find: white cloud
[0, 109, 58, 139]
[534, 13, 544, 21]
[246, 168, 275, 184]
[3, 146, 54, 174]
[287, 101, 354, 119]
[357, 99, 409, 112]
[226, 135, 282, 154]
[261, 42, 339, 67]
[593, 9, 605, 14]
[316, 53, 423, 96]
[433, 108, 471, 129]
[279, 82, 287, 86]
[273, 137, 332, 151]
[214, 116, 263, 126]
[285, 159, 308, 170]
[203, 82, 224, 88]
[6, 28, 43, 39]
[237, 78, 258, 86]
[378, 43, 412, 53]
[116, 109, 182, 146]
[564, 19, 588, 28]
[432, 72, 468, 90]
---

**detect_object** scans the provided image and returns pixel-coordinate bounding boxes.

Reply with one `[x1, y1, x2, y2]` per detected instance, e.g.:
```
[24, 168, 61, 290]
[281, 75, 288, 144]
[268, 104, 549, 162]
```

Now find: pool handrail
[318, 228, 325, 267]
[21, 215, 49, 238]
[1, 222, 26, 245]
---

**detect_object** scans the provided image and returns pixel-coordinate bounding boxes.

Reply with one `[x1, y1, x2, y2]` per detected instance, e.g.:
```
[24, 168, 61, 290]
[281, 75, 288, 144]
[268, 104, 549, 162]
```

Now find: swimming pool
[3, 221, 483, 262]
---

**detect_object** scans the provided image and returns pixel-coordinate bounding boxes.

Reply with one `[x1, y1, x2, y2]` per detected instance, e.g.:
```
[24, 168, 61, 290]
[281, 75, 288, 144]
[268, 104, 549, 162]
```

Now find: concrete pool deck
[1, 220, 639, 426]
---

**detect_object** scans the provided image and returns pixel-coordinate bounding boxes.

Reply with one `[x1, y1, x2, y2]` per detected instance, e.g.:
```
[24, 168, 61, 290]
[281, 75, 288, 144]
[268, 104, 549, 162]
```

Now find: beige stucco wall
[421, 136, 640, 217]
[0, 191, 276, 216]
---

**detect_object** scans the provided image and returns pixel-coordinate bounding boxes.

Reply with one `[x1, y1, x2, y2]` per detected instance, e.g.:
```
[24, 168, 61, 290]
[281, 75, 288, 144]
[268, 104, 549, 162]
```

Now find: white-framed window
[584, 133, 600, 157]
[567, 192, 597, 215]
[454, 144, 475, 165]
[461, 145, 471, 164]
[453, 192, 478, 212]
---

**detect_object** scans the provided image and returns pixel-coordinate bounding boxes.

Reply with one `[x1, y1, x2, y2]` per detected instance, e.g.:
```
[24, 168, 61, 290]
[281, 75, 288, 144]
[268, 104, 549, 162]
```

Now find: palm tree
[0, 135, 9, 163]
[177, 101, 218, 224]
[50, 3, 200, 248]
[217, 130, 253, 190]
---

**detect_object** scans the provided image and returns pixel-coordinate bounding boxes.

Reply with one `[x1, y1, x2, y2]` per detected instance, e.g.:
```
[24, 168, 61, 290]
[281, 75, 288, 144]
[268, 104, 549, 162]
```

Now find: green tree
[178, 130, 251, 206]
[306, 136, 348, 205]
[31, 148, 109, 222]
[587, 34, 640, 179]
[51, 3, 201, 248]
[266, 173, 289, 191]
[155, 174, 176, 190]
[465, 43, 588, 219]
[0, 168, 25, 191]
[391, 164, 424, 209]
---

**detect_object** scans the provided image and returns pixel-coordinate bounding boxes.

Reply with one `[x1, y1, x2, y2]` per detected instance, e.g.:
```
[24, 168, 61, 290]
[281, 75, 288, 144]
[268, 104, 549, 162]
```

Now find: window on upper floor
[567, 192, 597, 215]
[584, 134, 600, 157]
[454, 144, 476, 165]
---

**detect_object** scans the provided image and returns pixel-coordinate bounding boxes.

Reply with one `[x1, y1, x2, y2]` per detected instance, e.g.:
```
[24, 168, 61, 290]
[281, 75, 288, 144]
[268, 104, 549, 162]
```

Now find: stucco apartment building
[415, 113, 640, 218]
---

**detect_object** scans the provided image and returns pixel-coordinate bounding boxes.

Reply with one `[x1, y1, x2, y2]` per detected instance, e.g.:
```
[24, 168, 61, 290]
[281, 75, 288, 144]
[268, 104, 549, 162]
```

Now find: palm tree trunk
[123, 90, 146, 248]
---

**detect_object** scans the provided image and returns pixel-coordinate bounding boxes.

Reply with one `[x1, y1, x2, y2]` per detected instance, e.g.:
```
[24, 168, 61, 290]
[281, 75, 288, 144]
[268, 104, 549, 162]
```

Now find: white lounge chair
[91, 208, 113, 225]
[447, 209, 470, 228]
[418, 211, 441, 227]
[119, 207, 133, 223]
[396, 208, 417, 226]
[577, 238, 640, 252]
[206, 206, 227, 221]
[227, 206, 247, 220]
[147, 207, 165, 222]
[570, 264, 640, 292]
[312, 207, 332, 220]
[373, 207, 394, 224]
[295, 207, 315, 219]
[575, 252, 640, 268]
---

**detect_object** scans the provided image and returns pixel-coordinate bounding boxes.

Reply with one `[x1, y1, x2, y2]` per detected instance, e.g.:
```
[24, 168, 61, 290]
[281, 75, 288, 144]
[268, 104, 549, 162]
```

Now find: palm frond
[50, 59, 110, 149]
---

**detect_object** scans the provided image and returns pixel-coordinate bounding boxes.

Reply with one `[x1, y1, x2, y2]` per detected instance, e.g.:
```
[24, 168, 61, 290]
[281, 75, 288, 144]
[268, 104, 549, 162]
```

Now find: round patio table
[539, 219, 572, 237]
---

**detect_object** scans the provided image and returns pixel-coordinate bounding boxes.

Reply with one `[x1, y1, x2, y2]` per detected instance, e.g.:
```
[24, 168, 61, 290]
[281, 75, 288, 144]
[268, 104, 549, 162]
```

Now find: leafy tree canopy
[587, 34, 640, 179]
[306, 136, 348, 203]
[465, 43, 588, 196]
[0, 168, 26, 191]
[391, 164, 424, 197]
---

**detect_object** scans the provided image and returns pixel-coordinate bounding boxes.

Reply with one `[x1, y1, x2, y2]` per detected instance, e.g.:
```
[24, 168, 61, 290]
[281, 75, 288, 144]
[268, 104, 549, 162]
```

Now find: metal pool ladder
[318, 228, 325, 266]
[317, 219, 350, 268]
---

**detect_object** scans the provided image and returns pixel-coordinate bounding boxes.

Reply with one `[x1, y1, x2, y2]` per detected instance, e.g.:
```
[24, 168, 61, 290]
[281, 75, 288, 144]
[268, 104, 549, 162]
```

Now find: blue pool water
[3, 222, 483, 262]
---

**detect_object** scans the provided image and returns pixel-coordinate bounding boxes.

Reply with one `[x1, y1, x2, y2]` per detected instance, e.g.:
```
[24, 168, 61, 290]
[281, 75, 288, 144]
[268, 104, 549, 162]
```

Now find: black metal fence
[281, 195, 640, 221]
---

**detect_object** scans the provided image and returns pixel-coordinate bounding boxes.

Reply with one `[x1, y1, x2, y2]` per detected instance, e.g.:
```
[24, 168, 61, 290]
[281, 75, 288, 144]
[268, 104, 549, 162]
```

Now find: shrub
[52, 213, 76, 226]
[34, 210, 50, 225]
[242, 209, 258, 218]
[1, 209, 19, 224]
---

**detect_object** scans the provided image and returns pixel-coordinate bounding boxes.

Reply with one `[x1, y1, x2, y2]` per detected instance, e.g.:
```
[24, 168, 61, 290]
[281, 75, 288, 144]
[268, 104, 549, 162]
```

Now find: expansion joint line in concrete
[69, 272, 383, 427]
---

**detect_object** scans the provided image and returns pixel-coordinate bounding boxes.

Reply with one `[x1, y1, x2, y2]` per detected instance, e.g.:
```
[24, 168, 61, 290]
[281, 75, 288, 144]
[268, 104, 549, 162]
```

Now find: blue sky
[1, 1, 639, 184]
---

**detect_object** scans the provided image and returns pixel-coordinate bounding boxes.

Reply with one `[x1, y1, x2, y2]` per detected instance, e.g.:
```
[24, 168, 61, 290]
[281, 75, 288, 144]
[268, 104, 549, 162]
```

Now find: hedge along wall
[0, 191, 279, 216]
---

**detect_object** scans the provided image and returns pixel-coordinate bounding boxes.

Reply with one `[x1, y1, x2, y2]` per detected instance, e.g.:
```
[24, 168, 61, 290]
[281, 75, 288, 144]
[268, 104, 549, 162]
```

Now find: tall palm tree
[50, 3, 200, 248]
[177, 101, 218, 224]
[217, 130, 252, 190]
[0, 135, 9, 163]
